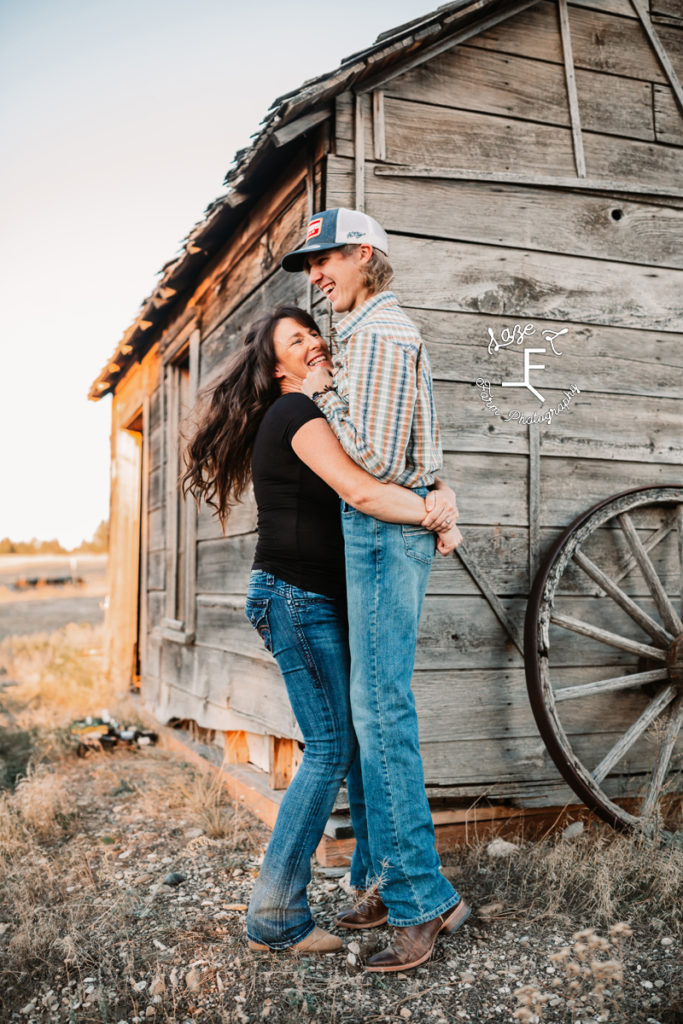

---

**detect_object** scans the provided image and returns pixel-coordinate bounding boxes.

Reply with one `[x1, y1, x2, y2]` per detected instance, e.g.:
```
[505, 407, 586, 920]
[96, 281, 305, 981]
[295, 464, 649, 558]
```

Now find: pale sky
[0, 0, 435, 548]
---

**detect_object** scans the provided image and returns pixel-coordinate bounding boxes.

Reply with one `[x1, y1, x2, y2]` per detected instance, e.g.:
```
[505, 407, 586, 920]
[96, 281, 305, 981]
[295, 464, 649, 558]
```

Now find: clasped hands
[423, 484, 462, 556]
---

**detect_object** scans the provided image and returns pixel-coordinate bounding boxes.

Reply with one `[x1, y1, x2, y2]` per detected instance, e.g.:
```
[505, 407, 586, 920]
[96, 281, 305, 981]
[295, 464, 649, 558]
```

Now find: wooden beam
[357, 0, 541, 95]
[374, 164, 683, 200]
[558, 0, 586, 177]
[456, 544, 525, 655]
[630, 0, 683, 116]
[272, 108, 330, 148]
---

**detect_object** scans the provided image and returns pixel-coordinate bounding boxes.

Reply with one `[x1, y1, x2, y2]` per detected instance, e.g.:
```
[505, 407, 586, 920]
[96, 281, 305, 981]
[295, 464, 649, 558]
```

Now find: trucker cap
[281, 208, 389, 272]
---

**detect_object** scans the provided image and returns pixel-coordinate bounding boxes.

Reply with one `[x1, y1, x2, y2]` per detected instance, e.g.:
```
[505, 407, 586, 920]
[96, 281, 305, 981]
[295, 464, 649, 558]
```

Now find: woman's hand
[302, 366, 334, 398]
[435, 522, 463, 556]
[421, 484, 459, 532]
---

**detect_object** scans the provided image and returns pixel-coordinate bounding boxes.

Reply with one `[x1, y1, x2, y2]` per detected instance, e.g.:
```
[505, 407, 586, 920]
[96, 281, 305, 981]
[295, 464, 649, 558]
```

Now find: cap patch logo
[346, 230, 364, 239]
[306, 217, 323, 240]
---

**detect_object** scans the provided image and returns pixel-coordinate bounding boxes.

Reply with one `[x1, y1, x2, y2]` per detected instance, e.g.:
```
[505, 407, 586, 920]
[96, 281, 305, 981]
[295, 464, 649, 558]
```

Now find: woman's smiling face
[272, 317, 332, 393]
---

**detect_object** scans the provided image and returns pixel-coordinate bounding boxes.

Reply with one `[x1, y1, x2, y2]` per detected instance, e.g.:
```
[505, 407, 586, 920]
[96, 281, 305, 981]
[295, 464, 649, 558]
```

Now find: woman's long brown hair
[182, 306, 321, 526]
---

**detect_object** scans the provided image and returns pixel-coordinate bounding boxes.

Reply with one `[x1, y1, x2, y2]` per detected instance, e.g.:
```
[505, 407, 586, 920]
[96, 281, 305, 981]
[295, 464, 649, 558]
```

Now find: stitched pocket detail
[245, 598, 273, 653]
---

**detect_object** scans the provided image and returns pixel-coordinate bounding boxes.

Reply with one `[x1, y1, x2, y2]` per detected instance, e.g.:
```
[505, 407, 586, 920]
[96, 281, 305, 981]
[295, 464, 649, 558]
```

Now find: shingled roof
[89, 0, 536, 399]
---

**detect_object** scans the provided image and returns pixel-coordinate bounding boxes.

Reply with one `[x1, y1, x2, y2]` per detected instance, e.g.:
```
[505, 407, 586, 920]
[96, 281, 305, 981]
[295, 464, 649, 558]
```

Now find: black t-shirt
[251, 393, 346, 599]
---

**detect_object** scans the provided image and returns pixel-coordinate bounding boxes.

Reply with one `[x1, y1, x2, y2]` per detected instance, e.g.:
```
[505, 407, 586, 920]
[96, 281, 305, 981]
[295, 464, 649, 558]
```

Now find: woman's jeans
[244, 571, 356, 949]
[342, 498, 459, 927]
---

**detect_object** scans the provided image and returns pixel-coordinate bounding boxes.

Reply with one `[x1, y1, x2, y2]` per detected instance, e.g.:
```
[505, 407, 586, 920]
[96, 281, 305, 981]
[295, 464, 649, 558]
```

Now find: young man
[281, 208, 470, 972]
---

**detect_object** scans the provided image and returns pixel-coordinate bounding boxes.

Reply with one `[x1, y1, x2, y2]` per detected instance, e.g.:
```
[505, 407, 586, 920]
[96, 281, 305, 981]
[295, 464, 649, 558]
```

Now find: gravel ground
[1, 745, 681, 1024]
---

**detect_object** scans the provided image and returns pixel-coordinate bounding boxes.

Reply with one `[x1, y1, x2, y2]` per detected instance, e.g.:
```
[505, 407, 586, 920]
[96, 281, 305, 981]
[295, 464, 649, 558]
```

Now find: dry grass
[447, 826, 683, 938]
[1, 625, 681, 1023]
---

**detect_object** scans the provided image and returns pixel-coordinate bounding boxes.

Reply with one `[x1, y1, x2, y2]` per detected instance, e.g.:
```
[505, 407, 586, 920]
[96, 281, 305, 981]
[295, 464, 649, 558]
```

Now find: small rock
[660, 937, 673, 947]
[162, 872, 186, 887]
[145, 1008, 155, 1018]
[185, 968, 201, 992]
[347, 952, 357, 966]
[184, 828, 204, 839]
[654, 980, 665, 989]
[561, 821, 584, 840]
[400, 1009, 411, 1020]
[478, 902, 504, 918]
[486, 838, 519, 859]
[149, 978, 165, 997]
[348, 941, 361, 955]
[642, 980, 653, 990]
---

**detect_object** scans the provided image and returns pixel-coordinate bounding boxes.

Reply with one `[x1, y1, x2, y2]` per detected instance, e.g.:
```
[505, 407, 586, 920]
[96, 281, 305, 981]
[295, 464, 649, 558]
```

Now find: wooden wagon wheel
[525, 486, 683, 832]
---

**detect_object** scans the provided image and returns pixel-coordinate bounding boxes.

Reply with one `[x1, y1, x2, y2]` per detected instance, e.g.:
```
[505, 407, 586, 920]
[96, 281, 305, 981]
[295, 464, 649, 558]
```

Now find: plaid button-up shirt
[314, 292, 442, 487]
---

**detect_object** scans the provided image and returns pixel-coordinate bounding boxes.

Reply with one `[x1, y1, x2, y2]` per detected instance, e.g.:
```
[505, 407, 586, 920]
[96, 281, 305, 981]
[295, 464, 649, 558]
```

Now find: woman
[183, 306, 459, 954]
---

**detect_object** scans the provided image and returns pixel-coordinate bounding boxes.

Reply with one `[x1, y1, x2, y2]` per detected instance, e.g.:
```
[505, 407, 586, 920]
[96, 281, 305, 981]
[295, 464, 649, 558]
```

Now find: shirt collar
[336, 291, 398, 341]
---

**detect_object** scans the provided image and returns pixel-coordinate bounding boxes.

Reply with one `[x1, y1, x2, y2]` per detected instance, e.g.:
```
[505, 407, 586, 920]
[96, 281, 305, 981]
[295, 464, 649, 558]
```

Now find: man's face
[306, 246, 372, 313]
[272, 317, 332, 393]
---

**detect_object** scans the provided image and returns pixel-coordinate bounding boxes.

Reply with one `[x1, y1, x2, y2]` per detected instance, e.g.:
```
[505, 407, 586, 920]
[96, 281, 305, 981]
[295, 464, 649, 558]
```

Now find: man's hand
[421, 485, 459, 532]
[302, 366, 334, 399]
[435, 522, 463, 556]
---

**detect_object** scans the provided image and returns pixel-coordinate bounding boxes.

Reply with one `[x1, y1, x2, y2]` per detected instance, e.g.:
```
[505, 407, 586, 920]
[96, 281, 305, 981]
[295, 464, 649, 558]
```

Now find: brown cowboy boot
[248, 926, 345, 954]
[364, 898, 470, 972]
[336, 889, 389, 929]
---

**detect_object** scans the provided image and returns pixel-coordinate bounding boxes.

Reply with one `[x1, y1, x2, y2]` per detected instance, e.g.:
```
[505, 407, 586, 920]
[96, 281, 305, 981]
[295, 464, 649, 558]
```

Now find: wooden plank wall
[328, 0, 683, 803]
[140, 150, 325, 745]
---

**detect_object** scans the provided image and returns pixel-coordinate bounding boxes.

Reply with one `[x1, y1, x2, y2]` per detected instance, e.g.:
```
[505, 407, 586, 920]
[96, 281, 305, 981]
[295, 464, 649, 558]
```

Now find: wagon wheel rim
[525, 485, 683, 832]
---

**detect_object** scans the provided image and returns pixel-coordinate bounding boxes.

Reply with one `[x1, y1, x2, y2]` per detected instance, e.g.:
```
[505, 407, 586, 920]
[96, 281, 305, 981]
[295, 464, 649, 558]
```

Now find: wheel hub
[667, 633, 683, 688]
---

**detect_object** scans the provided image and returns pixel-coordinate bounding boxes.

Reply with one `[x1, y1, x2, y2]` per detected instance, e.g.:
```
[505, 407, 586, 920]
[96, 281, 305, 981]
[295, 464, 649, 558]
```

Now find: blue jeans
[244, 571, 356, 949]
[341, 499, 459, 926]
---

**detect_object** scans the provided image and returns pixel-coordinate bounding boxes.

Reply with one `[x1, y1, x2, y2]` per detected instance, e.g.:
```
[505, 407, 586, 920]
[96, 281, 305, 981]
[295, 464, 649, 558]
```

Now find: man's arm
[305, 329, 418, 481]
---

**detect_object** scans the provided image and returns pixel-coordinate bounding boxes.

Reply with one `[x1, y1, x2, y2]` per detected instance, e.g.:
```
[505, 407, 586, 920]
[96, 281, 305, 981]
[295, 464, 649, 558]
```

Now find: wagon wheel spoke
[592, 685, 678, 785]
[612, 509, 678, 586]
[554, 667, 669, 703]
[640, 695, 683, 820]
[572, 549, 674, 648]
[617, 511, 683, 637]
[678, 505, 683, 620]
[550, 613, 668, 661]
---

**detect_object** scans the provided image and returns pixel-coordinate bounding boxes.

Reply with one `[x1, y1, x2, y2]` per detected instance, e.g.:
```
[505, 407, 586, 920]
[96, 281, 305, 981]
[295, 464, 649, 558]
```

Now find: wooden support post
[528, 422, 541, 588]
[354, 93, 365, 212]
[558, 0, 586, 177]
[269, 737, 299, 790]
[224, 730, 250, 764]
[372, 90, 386, 161]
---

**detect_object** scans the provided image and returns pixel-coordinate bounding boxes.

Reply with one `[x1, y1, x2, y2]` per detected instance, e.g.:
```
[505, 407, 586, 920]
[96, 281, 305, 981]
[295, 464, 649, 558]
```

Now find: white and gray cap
[281, 208, 389, 272]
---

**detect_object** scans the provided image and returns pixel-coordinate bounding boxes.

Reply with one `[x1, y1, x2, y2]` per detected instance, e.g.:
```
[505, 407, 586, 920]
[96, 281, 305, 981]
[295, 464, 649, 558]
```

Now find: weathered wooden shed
[91, 0, 683, 850]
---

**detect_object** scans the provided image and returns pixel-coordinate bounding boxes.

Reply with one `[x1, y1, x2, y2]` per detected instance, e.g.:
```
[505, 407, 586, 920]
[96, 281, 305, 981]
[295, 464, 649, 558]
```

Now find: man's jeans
[342, 500, 459, 926]
[244, 571, 356, 949]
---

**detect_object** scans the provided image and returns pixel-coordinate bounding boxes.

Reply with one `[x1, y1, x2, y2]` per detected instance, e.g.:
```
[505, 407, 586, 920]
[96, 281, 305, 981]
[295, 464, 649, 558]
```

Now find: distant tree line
[0, 520, 109, 556]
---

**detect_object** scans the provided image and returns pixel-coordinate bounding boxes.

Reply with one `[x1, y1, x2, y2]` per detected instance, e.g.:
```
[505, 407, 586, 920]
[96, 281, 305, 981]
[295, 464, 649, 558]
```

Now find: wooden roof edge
[88, 0, 513, 401]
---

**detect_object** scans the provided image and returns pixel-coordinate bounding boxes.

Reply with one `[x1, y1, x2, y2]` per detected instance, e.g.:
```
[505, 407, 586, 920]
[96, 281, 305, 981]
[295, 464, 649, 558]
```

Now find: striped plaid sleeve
[314, 328, 417, 481]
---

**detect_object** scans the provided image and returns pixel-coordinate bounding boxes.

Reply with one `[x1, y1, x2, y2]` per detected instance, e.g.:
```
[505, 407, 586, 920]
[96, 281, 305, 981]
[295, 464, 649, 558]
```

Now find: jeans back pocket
[245, 597, 273, 653]
[401, 524, 436, 564]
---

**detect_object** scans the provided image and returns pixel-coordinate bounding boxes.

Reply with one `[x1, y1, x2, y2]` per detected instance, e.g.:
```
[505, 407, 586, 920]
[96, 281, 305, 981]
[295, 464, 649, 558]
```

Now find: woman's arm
[291, 417, 448, 529]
